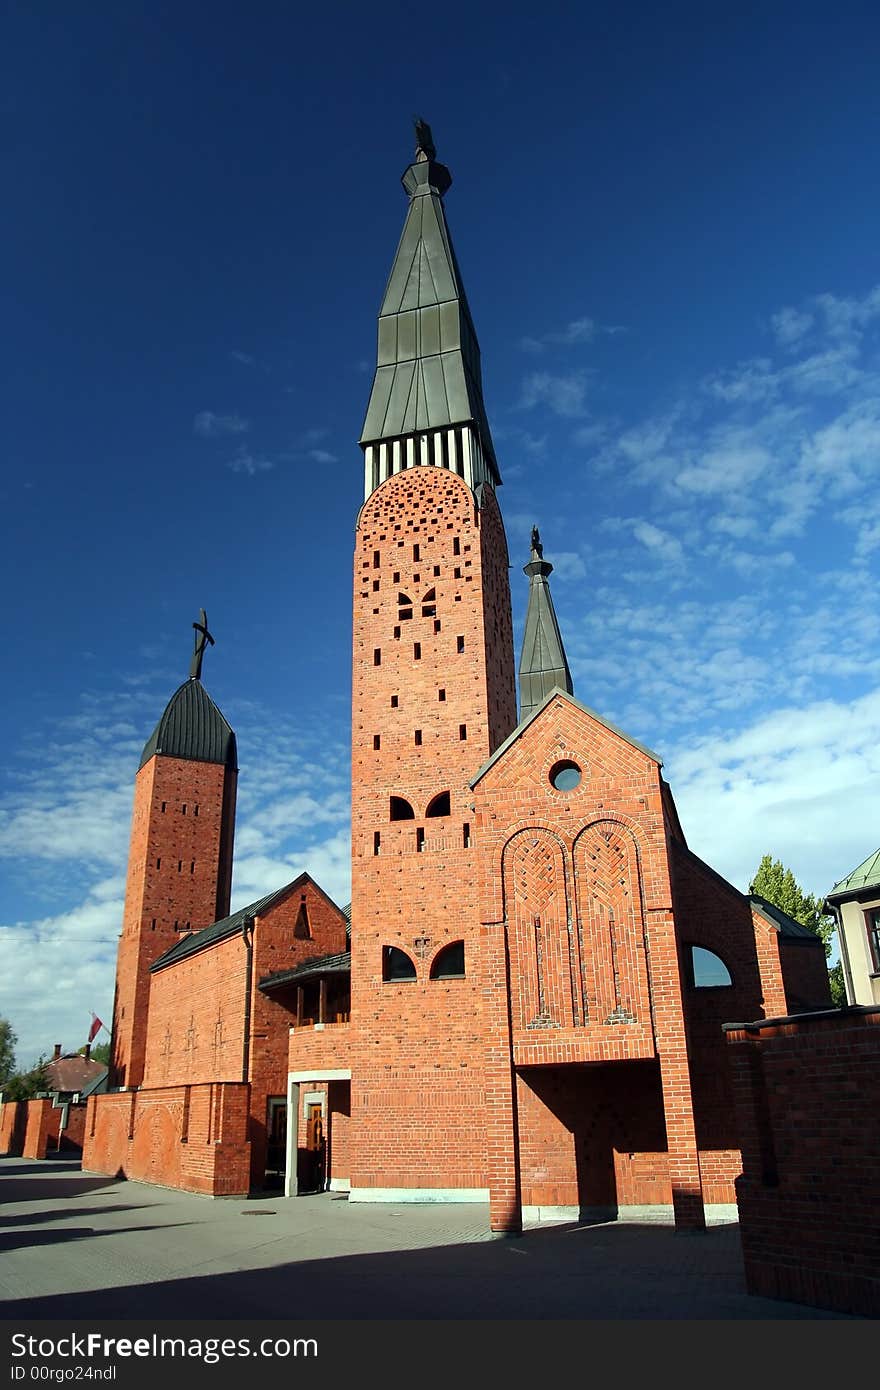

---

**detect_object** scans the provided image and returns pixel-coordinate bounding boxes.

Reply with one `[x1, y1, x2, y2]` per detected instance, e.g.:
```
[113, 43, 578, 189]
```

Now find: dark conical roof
[139, 678, 237, 770]
[518, 530, 573, 722]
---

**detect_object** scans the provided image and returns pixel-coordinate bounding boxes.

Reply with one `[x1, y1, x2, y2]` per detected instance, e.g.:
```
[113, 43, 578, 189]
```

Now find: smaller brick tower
[109, 612, 237, 1089]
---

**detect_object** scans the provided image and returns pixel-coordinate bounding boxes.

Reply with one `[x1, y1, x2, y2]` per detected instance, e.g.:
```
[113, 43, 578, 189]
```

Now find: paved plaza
[0, 1157, 857, 1320]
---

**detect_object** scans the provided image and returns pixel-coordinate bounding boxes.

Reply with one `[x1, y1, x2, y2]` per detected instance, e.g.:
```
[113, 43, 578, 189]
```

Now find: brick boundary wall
[82, 1082, 251, 1196]
[0, 1099, 26, 1155]
[725, 1005, 880, 1317]
[22, 1099, 62, 1158]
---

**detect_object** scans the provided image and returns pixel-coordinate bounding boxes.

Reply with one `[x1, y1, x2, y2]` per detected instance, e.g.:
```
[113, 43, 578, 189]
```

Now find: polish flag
[88, 1014, 104, 1044]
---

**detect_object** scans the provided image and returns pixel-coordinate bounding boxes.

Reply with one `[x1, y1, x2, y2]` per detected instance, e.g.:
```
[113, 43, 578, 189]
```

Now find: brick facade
[111, 753, 236, 1089]
[726, 1006, 880, 1316]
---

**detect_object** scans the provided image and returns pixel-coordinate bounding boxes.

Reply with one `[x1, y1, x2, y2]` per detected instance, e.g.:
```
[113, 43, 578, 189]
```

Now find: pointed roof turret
[139, 611, 237, 770]
[518, 528, 574, 722]
[360, 119, 500, 491]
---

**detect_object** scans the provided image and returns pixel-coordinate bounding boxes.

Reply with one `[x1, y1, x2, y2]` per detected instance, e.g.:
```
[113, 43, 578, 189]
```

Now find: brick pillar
[483, 919, 522, 1233]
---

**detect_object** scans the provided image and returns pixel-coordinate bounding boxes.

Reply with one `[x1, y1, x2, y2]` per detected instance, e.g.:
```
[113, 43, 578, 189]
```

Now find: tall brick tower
[109, 613, 237, 1088]
[348, 120, 517, 1197]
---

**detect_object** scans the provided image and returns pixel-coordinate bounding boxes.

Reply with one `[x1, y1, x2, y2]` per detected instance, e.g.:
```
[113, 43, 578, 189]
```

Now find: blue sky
[3, 2, 880, 1067]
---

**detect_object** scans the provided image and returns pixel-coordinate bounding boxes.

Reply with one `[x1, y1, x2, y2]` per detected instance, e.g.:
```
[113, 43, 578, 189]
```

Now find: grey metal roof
[139, 678, 237, 771]
[749, 894, 823, 942]
[258, 951, 351, 994]
[470, 688, 662, 790]
[826, 847, 880, 903]
[359, 137, 499, 484]
[518, 532, 573, 722]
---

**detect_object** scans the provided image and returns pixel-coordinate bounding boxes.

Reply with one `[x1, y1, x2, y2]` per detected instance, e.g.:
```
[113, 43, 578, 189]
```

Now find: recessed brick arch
[501, 827, 579, 1030]
[573, 819, 651, 1027]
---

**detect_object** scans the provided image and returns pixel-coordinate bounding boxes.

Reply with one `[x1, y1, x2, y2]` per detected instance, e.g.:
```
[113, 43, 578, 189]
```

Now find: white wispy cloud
[194, 410, 250, 437]
[520, 315, 624, 353]
[227, 446, 274, 475]
[519, 369, 592, 417]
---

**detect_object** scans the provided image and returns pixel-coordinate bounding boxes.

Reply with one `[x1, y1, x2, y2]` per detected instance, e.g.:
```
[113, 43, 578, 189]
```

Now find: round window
[549, 759, 582, 791]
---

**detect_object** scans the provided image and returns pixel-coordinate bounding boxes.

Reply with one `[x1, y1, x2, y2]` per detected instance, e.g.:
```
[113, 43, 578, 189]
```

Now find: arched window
[397, 592, 413, 620]
[425, 790, 450, 818]
[421, 587, 436, 618]
[430, 941, 465, 979]
[382, 946, 417, 981]
[687, 945, 733, 988]
[390, 796, 415, 821]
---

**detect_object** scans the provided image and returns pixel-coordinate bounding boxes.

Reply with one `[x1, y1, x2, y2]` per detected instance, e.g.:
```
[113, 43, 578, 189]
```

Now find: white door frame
[285, 1069, 351, 1198]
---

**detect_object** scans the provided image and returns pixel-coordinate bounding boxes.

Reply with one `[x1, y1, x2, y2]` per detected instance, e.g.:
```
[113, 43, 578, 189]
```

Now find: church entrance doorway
[265, 1097, 287, 1189]
[298, 1101, 325, 1193]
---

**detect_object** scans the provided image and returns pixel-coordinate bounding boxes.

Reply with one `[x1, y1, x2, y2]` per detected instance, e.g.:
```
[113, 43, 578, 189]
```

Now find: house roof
[258, 951, 351, 995]
[470, 687, 662, 790]
[150, 873, 345, 972]
[749, 893, 823, 942]
[46, 1054, 107, 1094]
[826, 847, 880, 904]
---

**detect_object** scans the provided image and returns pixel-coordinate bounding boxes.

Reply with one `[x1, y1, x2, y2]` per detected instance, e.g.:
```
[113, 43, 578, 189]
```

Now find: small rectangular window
[453, 537, 460, 555]
[416, 827, 425, 853]
[373, 832, 381, 856]
[394, 625, 401, 639]
[161, 802, 166, 813]
[374, 648, 381, 666]
[414, 729, 422, 746]
[454, 567, 462, 579]
[457, 636, 465, 653]
[463, 823, 471, 848]
[414, 642, 421, 660]
[194, 805, 199, 817]
[372, 579, 380, 591]
[393, 571, 400, 583]
[459, 724, 467, 741]
[865, 908, 880, 973]
[190, 862, 195, 874]
[390, 694, 399, 708]
[434, 619, 441, 634]
[373, 550, 380, 568]
[156, 858, 161, 869]
[413, 543, 420, 561]
[438, 689, 446, 701]
[433, 565, 440, 576]
[177, 860, 182, 873]
[182, 804, 187, 815]
[373, 734, 381, 750]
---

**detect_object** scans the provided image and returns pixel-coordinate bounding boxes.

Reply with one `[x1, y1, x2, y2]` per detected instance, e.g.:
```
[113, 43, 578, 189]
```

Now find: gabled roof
[826, 847, 880, 904]
[258, 951, 351, 995]
[139, 678, 237, 771]
[470, 687, 662, 790]
[749, 893, 823, 942]
[45, 1054, 107, 1095]
[149, 873, 345, 972]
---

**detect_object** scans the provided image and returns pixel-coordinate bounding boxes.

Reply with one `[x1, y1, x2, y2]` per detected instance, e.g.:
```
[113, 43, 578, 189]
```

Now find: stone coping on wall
[722, 1003, 880, 1035]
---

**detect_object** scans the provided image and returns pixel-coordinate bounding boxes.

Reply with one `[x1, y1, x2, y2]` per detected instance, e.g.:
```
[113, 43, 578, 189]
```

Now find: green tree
[0, 1018, 17, 1084]
[750, 853, 846, 1006]
[2, 1056, 51, 1101]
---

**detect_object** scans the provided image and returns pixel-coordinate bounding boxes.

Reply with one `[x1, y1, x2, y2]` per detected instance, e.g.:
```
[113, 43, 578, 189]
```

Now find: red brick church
[82, 122, 830, 1233]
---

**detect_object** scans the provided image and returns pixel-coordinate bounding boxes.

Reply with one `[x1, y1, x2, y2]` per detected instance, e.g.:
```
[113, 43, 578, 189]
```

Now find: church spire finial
[413, 115, 436, 162]
[189, 608, 215, 681]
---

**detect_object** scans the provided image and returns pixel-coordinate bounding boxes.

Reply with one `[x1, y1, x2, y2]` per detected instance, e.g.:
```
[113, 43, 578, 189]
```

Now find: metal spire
[518, 530, 574, 722]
